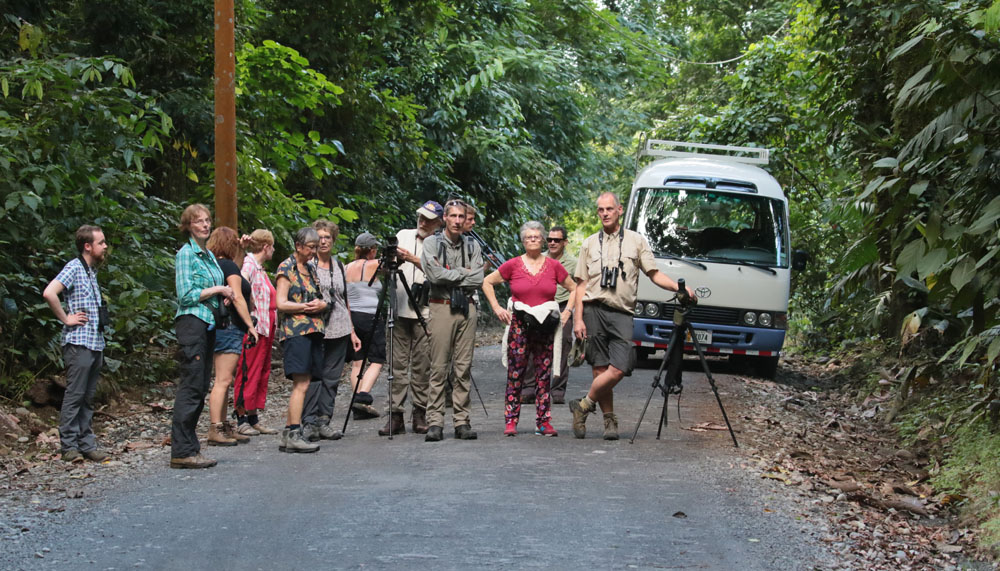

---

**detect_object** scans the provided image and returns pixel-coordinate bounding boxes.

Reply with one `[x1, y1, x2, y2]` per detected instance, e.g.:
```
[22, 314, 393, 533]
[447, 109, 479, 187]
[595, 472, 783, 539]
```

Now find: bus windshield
[631, 187, 789, 267]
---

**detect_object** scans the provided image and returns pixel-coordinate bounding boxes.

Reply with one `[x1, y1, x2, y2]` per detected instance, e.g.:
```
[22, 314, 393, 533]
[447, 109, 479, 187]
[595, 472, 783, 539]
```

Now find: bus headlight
[743, 311, 757, 326]
[758, 312, 773, 327]
[634, 303, 643, 316]
[644, 303, 660, 318]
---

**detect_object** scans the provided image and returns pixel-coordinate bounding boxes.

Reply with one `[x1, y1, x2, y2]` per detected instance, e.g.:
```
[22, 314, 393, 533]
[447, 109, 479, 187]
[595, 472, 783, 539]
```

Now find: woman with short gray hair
[274, 227, 329, 453]
[482, 221, 577, 437]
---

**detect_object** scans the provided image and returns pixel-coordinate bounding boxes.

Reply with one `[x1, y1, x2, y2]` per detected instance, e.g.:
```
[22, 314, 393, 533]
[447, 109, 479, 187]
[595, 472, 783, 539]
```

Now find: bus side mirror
[792, 249, 809, 271]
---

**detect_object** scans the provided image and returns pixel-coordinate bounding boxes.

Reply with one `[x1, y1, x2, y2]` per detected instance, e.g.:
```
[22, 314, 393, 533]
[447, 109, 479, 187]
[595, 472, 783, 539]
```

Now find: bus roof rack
[639, 138, 770, 166]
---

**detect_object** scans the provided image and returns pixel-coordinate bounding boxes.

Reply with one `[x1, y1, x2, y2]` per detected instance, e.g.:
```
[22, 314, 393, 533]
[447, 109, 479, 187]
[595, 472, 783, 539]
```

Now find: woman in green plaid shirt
[169, 204, 234, 470]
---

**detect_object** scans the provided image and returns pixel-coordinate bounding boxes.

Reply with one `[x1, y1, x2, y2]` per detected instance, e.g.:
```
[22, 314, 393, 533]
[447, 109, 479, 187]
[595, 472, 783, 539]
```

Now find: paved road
[7, 345, 832, 570]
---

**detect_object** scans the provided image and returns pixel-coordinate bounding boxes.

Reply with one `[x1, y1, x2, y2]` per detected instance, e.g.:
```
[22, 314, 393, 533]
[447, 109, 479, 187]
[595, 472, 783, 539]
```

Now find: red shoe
[504, 421, 518, 436]
[535, 422, 558, 437]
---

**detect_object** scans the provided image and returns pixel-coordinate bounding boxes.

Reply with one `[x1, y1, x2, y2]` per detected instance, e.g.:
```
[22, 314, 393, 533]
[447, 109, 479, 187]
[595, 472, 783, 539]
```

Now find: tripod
[341, 243, 428, 439]
[630, 279, 739, 447]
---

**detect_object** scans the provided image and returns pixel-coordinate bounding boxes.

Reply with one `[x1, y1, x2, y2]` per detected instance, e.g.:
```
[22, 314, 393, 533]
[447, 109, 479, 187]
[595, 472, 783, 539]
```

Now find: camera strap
[77, 256, 103, 307]
[598, 226, 625, 275]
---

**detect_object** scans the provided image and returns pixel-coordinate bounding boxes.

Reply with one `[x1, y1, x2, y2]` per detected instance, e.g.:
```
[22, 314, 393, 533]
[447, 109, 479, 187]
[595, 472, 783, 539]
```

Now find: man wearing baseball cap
[379, 200, 444, 436]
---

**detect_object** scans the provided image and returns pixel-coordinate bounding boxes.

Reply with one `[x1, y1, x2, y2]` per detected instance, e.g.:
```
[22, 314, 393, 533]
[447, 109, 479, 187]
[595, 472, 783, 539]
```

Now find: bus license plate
[685, 329, 712, 345]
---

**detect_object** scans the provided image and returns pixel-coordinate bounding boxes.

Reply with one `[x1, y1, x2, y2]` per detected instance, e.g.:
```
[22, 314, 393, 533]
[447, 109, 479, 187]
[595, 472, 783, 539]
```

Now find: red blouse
[498, 256, 569, 306]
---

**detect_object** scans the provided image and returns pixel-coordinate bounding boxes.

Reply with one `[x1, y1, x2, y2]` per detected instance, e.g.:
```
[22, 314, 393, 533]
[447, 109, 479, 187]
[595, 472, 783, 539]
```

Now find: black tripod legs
[629, 321, 739, 448]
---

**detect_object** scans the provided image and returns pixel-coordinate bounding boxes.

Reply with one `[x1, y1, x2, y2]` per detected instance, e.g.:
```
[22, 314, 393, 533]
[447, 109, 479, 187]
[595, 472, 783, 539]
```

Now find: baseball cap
[416, 200, 444, 220]
[355, 232, 379, 248]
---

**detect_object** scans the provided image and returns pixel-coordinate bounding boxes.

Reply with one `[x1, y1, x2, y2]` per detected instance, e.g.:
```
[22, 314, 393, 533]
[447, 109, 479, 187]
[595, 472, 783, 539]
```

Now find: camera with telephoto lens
[600, 265, 619, 289]
[379, 236, 400, 271]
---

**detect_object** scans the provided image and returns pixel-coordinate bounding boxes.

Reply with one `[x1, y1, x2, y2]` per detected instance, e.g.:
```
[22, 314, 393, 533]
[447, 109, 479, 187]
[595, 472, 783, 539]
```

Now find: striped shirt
[241, 254, 274, 336]
[175, 238, 225, 327]
[53, 258, 105, 351]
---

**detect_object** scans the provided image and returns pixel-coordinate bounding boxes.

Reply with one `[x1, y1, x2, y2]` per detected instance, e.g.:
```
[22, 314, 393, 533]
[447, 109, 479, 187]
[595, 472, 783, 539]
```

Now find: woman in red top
[482, 221, 576, 437]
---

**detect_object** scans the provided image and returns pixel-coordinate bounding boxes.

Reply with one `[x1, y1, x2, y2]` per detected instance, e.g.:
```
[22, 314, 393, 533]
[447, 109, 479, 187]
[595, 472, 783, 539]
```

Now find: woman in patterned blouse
[274, 227, 329, 453]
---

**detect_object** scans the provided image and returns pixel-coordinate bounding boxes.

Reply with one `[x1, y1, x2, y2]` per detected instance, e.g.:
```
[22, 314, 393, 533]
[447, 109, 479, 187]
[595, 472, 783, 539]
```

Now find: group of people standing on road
[44, 192, 693, 469]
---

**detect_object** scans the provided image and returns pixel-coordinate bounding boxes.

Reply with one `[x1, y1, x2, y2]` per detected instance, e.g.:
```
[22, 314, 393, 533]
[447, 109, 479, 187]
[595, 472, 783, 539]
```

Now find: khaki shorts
[582, 302, 636, 376]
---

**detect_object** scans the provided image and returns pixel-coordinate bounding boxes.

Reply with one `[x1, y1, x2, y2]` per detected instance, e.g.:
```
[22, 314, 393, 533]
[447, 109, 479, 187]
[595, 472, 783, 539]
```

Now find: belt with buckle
[428, 297, 477, 306]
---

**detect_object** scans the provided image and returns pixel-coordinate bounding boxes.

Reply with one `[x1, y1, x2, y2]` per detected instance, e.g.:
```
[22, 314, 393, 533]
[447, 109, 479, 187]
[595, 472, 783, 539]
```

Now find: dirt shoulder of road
[729, 353, 996, 569]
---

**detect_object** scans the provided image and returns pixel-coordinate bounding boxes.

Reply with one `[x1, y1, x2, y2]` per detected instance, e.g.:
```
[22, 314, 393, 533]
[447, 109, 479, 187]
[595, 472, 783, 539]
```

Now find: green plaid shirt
[174, 238, 224, 326]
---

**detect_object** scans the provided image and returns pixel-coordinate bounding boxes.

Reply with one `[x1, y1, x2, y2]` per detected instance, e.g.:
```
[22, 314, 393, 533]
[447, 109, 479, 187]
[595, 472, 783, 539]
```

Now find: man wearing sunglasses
[520, 226, 576, 405]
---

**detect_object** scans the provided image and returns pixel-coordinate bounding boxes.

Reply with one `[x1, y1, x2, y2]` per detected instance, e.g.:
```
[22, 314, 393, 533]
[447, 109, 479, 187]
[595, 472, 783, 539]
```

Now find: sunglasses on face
[546, 237, 565, 243]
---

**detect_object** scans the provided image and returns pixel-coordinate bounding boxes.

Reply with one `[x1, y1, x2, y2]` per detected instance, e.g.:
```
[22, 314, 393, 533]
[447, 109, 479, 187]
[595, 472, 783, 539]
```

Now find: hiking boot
[454, 424, 478, 440]
[222, 420, 250, 444]
[62, 449, 83, 463]
[236, 422, 260, 436]
[411, 406, 429, 434]
[82, 449, 110, 462]
[169, 453, 217, 469]
[302, 423, 319, 442]
[425, 425, 444, 442]
[569, 398, 594, 439]
[504, 420, 518, 437]
[316, 416, 343, 440]
[379, 411, 405, 436]
[603, 412, 619, 441]
[207, 422, 237, 446]
[280, 428, 319, 453]
[535, 421, 558, 437]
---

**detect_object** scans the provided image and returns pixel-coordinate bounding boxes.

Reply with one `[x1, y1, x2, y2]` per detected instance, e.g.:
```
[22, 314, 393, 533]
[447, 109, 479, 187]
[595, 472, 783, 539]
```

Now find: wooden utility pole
[214, 0, 237, 230]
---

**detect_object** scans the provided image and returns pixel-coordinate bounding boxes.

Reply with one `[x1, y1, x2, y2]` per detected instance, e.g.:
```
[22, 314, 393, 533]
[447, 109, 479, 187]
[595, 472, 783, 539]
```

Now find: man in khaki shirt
[569, 192, 694, 440]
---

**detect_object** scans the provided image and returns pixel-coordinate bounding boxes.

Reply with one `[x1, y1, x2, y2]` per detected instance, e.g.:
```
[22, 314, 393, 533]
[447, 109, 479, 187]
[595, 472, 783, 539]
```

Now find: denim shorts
[214, 324, 244, 355]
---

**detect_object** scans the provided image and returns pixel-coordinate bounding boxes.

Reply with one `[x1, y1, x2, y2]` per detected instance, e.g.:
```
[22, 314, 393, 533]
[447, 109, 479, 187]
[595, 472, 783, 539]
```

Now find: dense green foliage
[2, 0, 999, 544]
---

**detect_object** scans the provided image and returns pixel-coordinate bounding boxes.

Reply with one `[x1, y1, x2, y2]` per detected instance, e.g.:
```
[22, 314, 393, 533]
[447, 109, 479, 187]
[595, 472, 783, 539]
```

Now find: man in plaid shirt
[42, 225, 110, 463]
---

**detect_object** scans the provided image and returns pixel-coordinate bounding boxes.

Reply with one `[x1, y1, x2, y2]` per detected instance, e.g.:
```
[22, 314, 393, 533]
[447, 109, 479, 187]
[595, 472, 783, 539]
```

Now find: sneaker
[236, 422, 260, 436]
[568, 398, 593, 439]
[603, 412, 619, 441]
[251, 423, 280, 435]
[535, 422, 558, 437]
[280, 428, 319, 453]
[169, 453, 217, 469]
[504, 421, 518, 437]
[352, 403, 379, 420]
[62, 449, 83, 463]
[82, 449, 110, 462]
[454, 424, 478, 440]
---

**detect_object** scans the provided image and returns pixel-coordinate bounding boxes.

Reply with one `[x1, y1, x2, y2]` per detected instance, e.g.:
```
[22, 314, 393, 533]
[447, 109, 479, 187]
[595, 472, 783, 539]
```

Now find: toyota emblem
[695, 287, 712, 298]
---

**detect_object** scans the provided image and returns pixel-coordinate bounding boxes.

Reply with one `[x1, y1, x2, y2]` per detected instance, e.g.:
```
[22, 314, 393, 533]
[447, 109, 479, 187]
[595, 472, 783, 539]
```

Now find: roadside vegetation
[1, 0, 998, 557]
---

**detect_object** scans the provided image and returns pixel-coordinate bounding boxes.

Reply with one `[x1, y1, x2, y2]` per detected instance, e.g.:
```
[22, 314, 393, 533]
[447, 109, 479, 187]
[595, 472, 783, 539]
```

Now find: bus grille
[658, 303, 740, 325]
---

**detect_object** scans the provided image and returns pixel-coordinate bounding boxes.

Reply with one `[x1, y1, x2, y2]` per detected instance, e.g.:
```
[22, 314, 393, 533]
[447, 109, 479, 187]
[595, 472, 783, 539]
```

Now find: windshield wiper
[654, 251, 707, 270]
[738, 262, 777, 275]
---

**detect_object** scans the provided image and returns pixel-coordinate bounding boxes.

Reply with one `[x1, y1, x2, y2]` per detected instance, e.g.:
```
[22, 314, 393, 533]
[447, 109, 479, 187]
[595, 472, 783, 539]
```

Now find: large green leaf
[950, 256, 976, 291]
[896, 239, 927, 278]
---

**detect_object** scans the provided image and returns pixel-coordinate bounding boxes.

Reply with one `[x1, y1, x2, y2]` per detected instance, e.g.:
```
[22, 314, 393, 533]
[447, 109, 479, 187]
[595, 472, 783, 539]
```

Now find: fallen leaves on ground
[733, 353, 989, 569]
